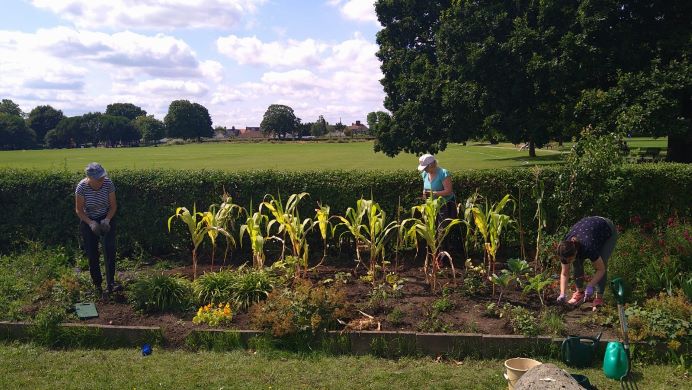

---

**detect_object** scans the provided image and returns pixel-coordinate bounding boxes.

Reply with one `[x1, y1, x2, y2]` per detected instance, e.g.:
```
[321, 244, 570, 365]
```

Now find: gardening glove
[88, 221, 99, 233]
[100, 219, 111, 235]
[556, 294, 566, 304]
[584, 285, 595, 302]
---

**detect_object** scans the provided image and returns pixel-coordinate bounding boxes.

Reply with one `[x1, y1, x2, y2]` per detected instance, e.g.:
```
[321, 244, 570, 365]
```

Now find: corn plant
[469, 194, 514, 295]
[310, 203, 335, 270]
[168, 204, 208, 280]
[261, 192, 313, 277]
[336, 198, 398, 283]
[489, 270, 515, 305]
[532, 166, 547, 272]
[239, 204, 269, 270]
[211, 192, 244, 267]
[335, 198, 370, 270]
[460, 192, 480, 259]
[522, 273, 553, 307]
[402, 196, 464, 291]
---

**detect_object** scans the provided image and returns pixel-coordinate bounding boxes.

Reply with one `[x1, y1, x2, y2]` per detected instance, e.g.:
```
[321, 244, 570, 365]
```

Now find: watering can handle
[610, 277, 626, 305]
[560, 338, 569, 364]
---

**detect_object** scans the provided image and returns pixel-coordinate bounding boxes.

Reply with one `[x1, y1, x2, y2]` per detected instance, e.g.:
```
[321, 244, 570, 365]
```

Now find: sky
[0, 0, 385, 128]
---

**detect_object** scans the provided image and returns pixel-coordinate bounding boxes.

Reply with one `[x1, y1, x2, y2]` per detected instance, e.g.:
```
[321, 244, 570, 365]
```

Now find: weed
[386, 308, 405, 326]
[539, 308, 566, 336]
[432, 296, 454, 314]
[127, 274, 193, 313]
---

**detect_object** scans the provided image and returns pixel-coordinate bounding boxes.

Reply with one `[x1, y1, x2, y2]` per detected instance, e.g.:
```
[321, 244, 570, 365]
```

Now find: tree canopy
[105, 103, 147, 121]
[260, 104, 299, 139]
[133, 115, 166, 145]
[164, 100, 213, 141]
[0, 113, 35, 150]
[374, 0, 692, 161]
[27, 105, 65, 144]
[0, 99, 23, 117]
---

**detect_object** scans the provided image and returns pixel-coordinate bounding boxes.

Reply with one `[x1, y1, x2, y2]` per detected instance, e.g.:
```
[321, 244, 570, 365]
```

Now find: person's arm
[588, 257, 606, 289]
[433, 176, 454, 197]
[75, 195, 94, 224]
[105, 192, 117, 220]
[560, 262, 570, 296]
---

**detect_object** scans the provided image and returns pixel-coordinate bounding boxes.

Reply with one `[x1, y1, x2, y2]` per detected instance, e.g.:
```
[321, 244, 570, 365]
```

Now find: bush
[0, 164, 689, 256]
[627, 291, 691, 351]
[193, 267, 276, 311]
[250, 279, 350, 338]
[127, 274, 193, 313]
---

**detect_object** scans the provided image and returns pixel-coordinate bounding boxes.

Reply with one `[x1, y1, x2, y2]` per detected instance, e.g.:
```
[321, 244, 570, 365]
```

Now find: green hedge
[0, 164, 689, 256]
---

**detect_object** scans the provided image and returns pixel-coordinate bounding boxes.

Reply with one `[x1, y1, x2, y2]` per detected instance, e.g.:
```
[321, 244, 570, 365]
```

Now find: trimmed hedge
[0, 164, 689, 255]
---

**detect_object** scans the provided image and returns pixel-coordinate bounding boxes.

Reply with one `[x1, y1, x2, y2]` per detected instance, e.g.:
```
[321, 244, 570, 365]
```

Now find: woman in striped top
[75, 162, 118, 298]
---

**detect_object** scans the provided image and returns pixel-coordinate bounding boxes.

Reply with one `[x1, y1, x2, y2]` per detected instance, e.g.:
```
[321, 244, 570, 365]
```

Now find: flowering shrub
[192, 303, 233, 327]
[626, 291, 690, 351]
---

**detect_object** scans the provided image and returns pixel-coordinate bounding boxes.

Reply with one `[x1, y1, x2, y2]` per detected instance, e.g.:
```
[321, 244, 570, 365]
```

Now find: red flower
[667, 217, 677, 227]
[630, 215, 641, 225]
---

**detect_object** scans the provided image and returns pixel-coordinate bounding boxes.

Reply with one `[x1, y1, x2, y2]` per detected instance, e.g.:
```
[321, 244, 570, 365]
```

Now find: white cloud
[31, 0, 266, 30]
[114, 79, 209, 97]
[216, 35, 328, 67]
[328, 0, 379, 25]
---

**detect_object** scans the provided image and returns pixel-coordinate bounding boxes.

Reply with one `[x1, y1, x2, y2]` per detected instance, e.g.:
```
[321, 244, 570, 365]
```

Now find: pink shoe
[592, 297, 603, 311]
[567, 291, 585, 305]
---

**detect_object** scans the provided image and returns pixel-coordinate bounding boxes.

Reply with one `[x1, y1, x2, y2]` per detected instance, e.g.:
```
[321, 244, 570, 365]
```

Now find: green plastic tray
[74, 302, 98, 319]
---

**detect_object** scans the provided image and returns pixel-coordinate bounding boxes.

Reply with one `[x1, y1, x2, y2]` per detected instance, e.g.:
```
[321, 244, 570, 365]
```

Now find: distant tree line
[372, 0, 691, 162]
[0, 99, 213, 150]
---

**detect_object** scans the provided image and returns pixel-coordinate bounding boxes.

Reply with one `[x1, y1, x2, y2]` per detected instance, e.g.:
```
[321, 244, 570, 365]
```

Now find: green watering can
[561, 332, 602, 368]
[603, 277, 637, 387]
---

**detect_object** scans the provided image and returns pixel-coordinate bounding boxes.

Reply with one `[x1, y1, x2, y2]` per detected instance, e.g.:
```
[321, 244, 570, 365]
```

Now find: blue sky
[0, 0, 384, 127]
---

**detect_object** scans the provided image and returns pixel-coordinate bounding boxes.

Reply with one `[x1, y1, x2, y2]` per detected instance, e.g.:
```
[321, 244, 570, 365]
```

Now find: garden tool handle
[610, 277, 626, 305]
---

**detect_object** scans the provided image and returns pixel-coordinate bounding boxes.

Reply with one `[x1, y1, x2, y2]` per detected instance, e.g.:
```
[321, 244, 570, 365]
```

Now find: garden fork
[611, 278, 638, 390]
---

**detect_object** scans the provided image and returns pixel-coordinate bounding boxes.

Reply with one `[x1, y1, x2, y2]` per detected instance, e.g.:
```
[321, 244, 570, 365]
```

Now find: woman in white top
[75, 162, 117, 298]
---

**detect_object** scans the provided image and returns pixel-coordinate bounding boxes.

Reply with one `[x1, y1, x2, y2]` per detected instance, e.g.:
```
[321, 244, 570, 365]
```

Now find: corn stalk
[261, 192, 312, 278]
[239, 207, 268, 270]
[167, 204, 207, 280]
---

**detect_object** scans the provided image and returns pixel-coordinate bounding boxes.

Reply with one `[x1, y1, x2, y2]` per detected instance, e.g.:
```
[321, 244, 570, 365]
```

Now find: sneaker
[592, 297, 604, 311]
[567, 291, 585, 305]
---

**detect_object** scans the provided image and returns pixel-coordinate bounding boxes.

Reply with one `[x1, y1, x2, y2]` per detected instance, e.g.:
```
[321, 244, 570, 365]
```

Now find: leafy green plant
[239, 206, 268, 270]
[310, 203, 334, 270]
[262, 192, 313, 277]
[506, 258, 531, 287]
[193, 270, 236, 305]
[402, 196, 463, 291]
[468, 193, 514, 294]
[387, 308, 405, 326]
[522, 273, 554, 307]
[432, 296, 454, 314]
[539, 308, 566, 336]
[127, 274, 193, 313]
[531, 166, 548, 271]
[206, 192, 242, 269]
[168, 204, 208, 280]
[503, 304, 540, 336]
[489, 270, 515, 305]
[230, 266, 276, 311]
[461, 258, 488, 297]
[29, 305, 67, 347]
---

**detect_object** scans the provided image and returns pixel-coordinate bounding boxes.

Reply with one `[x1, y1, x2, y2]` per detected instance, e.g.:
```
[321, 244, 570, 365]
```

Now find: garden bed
[75, 260, 618, 348]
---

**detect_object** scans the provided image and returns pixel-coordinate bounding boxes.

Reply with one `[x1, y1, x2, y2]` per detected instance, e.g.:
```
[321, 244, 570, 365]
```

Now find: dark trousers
[79, 217, 116, 290]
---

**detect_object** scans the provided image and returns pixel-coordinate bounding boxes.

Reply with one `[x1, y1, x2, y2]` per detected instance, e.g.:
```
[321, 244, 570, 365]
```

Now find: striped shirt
[75, 178, 115, 219]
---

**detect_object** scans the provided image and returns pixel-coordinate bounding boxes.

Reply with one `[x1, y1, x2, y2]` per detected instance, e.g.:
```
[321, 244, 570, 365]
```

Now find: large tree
[260, 104, 299, 139]
[105, 103, 147, 121]
[99, 115, 141, 146]
[0, 99, 23, 117]
[164, 100, 213, 141]
[310, 115, 328, 137]
[133, 115, 166, 145]
[0, 113, 35, 150]
[26, 105, 65, 144]
[373, 0, 692, 161]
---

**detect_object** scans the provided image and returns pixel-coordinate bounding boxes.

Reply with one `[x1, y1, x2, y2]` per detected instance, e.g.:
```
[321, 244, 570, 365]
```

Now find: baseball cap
[417, 154, 436, 171]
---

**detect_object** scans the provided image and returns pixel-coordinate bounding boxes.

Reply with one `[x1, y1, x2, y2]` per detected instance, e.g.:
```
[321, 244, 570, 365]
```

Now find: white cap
[417, 154, 436, 171]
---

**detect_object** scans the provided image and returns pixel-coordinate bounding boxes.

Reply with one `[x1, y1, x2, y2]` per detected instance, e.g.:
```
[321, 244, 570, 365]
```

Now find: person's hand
[102, 218, 110, 227]
[556, 294, 566, 304]
[584, 286, 594, 302]
[100, 218, 111, 234]
[88, 221, 99, 233]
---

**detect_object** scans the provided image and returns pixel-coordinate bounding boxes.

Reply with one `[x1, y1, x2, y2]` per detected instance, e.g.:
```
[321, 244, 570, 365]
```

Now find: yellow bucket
[503, 358, 542, 390]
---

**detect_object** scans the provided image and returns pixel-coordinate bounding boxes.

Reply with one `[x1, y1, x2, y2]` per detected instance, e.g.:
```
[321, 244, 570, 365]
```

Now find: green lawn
[0, 141, 565, 172]
[0, 344, 685, 389]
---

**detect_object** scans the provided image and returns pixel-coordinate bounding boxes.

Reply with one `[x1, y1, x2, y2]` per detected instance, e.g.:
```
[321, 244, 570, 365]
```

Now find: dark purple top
[565, 216, 612, 262]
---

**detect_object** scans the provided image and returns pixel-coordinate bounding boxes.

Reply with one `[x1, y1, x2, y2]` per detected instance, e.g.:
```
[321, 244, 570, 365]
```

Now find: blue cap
[85, 162, 106, 179]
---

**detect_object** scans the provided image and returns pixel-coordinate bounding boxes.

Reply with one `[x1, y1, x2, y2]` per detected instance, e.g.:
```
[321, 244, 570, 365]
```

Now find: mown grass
[0, 343, 686, 389]
[0, 141, 566, 172]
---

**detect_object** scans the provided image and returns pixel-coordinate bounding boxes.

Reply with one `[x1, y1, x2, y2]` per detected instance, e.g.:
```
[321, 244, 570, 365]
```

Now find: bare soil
[78, 258, 617, 348]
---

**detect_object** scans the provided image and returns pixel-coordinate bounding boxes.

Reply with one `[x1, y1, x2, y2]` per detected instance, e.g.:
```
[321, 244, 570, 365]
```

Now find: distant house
[238, 126, 265, 139]
[346, 120, 369, 136]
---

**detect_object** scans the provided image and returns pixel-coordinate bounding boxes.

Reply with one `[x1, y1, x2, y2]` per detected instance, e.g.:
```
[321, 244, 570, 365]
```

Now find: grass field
[0, 137, 666, 172]
[0, 344, 685, 389]
[0, 141, 565, 172]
